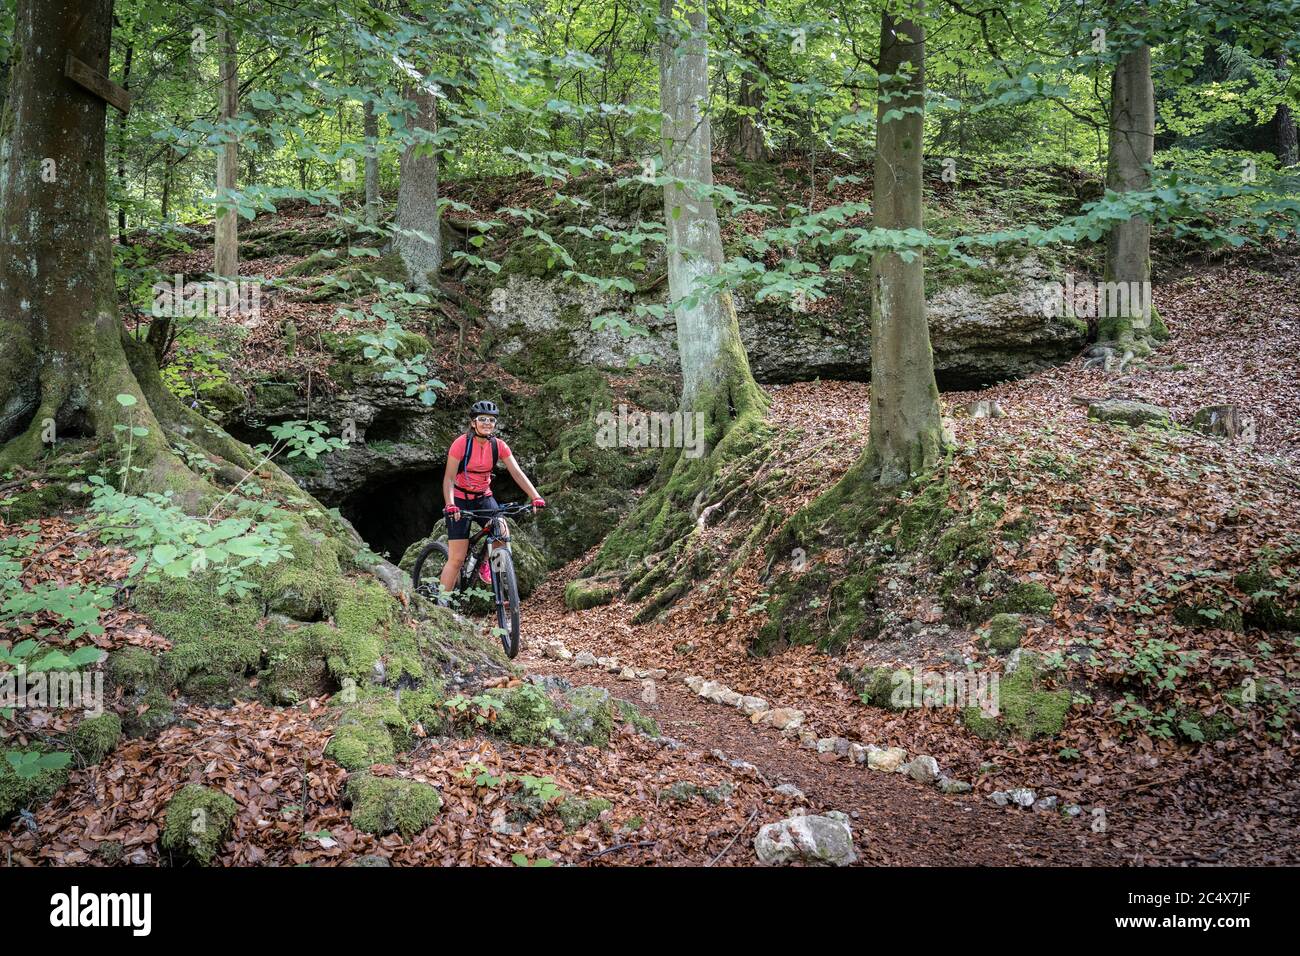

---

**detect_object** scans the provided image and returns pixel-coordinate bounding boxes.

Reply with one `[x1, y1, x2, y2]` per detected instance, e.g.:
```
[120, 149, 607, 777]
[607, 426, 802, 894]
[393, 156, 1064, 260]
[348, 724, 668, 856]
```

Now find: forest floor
[5, 259, 1298, 867]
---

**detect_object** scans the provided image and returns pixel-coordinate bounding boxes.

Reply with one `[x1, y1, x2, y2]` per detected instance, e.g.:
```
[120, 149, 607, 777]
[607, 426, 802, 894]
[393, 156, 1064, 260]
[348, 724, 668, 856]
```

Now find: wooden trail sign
[64, 53, 132, 115]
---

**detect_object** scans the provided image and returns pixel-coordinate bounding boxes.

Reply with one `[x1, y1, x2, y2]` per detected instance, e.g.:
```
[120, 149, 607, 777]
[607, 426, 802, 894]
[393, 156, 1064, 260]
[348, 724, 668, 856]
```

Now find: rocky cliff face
[482, 253, 1085, 390]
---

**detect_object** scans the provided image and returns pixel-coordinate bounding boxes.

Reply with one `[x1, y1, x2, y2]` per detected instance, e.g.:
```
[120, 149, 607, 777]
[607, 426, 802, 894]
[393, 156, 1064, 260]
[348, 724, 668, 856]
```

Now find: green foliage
[0, 744, 69, 823]
[86, 479, 293, 598]
[254, 420, 349, 462]
[494, 684, 564, 745]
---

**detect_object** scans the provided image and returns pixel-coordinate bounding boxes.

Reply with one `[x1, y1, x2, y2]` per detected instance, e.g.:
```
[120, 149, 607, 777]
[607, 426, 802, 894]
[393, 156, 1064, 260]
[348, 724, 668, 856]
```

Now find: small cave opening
[340, 469, 444, 563]
[365, 411, 410, 445]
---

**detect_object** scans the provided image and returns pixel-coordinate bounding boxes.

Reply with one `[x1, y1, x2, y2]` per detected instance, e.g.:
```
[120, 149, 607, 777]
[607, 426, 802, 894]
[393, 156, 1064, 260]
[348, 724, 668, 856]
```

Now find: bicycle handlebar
[445, 502, 535, 520]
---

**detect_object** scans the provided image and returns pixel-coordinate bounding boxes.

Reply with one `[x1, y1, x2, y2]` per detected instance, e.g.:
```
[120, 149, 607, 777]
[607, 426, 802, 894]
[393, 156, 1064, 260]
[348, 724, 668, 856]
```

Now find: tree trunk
[1273, 53, 1298, 167]
[862, 6, 947, 486]
[364, 96, 381, 226]
[1101, 41, 1155, 347]
[116, 41, 132, 239]
[213, 0, 239, 278]
[737, 70, 767, 162]
[659, 0, 764, 442]
[395, 83, 441, 289]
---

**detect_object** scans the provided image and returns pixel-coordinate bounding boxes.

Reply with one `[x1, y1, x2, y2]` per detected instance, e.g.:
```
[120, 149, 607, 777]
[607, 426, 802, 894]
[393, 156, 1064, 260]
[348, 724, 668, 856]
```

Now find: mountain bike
[410, 502, 533, 659]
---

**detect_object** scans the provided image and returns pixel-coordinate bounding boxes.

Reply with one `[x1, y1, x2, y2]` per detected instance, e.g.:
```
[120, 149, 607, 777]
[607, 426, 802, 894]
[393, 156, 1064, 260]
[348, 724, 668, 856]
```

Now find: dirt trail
[518, 594, 1130, 866]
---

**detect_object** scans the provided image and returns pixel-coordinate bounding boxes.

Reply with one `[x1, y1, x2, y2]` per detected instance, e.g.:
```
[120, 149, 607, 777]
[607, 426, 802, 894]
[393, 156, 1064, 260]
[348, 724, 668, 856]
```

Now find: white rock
[989, 791, 1010, 806]
[697, 680, 727, 701]
[753, 707, 805, 731]
[754, 814, 856, 867]
[647, 669, 668, 680]
[1033, 796, 1058, 812]
[906, 755, 940, 785]
[849, 743, 868, 765]
[684, 675, 705, 693]
[542, 642, 568, 660]
[816, 737, 839, 754]
[619, 667, 638, 680]
[867, 747, 907, 773]
[738, 695, 769, 715]
[716, 689, 743, 707]
[1008, 788, 1036, 808]
[640, 680, 657, 705]
[575, 651, 597, 667]
[773, 783, 806, 801]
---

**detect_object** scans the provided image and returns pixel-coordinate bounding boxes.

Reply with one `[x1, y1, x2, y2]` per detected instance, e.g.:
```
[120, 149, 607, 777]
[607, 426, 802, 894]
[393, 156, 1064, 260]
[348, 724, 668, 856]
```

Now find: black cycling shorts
[446, 495, 499, 541]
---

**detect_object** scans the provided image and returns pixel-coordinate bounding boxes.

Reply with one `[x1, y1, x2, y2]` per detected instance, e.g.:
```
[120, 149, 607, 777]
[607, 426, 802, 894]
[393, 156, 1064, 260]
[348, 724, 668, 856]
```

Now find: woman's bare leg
[440, 538, 469, 594]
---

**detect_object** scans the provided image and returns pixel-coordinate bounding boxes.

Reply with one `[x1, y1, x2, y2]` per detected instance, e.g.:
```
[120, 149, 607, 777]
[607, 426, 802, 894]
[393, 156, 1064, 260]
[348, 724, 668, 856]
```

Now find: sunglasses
[474, 416, 497, 425]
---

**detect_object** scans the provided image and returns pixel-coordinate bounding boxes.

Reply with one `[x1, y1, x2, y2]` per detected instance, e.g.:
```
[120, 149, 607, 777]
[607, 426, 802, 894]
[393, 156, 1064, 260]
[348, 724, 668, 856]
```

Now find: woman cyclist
[438, 400, 545, 604]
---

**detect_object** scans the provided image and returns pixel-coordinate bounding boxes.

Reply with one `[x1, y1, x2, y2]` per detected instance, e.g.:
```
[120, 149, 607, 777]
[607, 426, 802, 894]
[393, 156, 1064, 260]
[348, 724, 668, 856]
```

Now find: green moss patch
[985, 582, 1056, 618]
[494, 684, 564, 746]
[560, 685, 616, 748]
[71, 713, 123, 764]
[326, 694, 409, 770]
[133, 575, 264, 703]
[565, 578, 616, 611]
[962, 654, 1071, 741]
[981, 613, 1026, 653]
[616, 699, 659, 737]
[557, 795, 612, 831]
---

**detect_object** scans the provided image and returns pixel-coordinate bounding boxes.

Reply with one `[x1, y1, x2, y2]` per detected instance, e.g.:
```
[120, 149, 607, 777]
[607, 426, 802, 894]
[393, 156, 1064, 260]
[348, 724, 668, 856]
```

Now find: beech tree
[395, 75, 441, 288]
[214, 0, 240, 278]
[861, 3, 948, 485]
[658, 0, 765, 440]
[1100, 23, 1155, 349]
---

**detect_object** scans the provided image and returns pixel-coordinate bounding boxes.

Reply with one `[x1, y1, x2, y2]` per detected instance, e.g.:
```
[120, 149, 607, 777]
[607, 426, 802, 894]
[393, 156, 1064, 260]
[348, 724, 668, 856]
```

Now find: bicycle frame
[447, 503, 532, 588]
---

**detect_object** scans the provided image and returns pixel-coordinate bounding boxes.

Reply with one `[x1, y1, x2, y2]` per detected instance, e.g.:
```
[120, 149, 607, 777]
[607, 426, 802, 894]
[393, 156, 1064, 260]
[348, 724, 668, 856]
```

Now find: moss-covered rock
[1236, 565, 1300, 633]
[494, 684, 563, 746]
[616, 699, 659, 737]
[849, 666, 916, 711]
[1175, 706, 1238, 744]
[71, 713, 123, 764]
[982, 613, 1026, 653]
[961, 654, 1071, 740]
[560, 685, 615, 747]
[1173, 603, 1245, 632]
[986, 581, 1056, 617]
[564, 578, 616, 611]
[396, 684, 446, 735]
[258, 623, 331, 704]
[105, 647, 177, 738]
[106, 646, 165, 694]
[133, 574, 263, 703]
[161, 784, 238, 866]
[346, 773, 441, 839]
[557, 795, 612, 831]
[326, 694, 409, 770]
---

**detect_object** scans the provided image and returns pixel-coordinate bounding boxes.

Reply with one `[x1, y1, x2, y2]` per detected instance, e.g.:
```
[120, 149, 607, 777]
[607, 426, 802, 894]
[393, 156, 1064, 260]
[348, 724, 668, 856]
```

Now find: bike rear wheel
[411, 539, 454, 602]
[490, 548, 522, 659]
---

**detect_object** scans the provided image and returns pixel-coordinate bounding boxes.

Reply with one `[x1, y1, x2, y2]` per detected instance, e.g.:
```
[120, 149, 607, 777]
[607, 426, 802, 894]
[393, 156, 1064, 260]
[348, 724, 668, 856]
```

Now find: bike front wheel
[490, 548, 522, 659]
